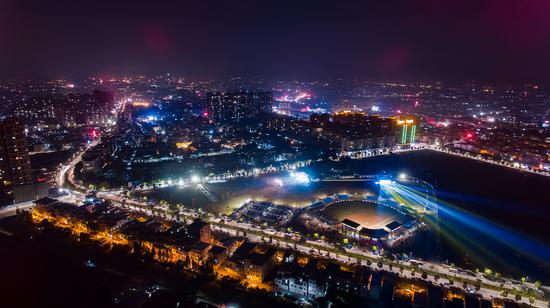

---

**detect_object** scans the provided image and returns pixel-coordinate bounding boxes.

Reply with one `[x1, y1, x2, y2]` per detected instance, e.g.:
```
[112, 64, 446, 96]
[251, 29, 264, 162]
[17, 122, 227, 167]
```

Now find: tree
[377, 261, 383, 269]
[515, 294, 522, 302]
[422, 272, 428, 280]
[534, 280, 542, 289]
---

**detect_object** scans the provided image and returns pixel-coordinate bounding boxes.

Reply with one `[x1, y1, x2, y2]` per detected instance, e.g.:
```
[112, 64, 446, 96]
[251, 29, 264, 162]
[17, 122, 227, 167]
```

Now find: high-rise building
[256, 91, 273, 114]
[0, 117, 32, 188]
[68, 90, 114, 126]
[323, 112, 399, 154]
[396, 118, 417, 144]
[206, 91, 272, 124]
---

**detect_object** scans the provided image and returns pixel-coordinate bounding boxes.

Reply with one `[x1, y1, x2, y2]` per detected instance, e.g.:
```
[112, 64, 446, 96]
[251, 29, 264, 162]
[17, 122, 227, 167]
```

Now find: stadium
[305, 190, 422, 245]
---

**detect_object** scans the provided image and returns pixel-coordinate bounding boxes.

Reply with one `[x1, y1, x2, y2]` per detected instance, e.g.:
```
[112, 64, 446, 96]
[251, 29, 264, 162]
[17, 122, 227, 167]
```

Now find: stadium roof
[341, 218, 360, 229]
[359, 228, 389, 239]
[386, 221, 402, 231]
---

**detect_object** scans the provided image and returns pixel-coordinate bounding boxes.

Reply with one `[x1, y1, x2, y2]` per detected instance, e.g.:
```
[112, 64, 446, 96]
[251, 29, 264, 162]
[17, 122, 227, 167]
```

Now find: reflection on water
[142, 150, 550, 283]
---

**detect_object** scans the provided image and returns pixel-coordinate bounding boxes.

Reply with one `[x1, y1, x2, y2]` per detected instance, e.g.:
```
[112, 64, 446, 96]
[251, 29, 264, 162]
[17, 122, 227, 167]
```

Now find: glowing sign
[132, 101, 150, 107]
[397, 119, 414, 125]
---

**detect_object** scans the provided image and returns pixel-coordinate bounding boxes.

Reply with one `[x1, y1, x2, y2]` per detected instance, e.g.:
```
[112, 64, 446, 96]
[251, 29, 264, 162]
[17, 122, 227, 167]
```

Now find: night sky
[2, 0, 550, 83]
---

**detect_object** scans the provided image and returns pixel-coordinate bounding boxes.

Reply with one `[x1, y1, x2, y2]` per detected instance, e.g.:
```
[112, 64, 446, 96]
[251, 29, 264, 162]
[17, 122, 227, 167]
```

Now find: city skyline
[1, 1, 549, 308]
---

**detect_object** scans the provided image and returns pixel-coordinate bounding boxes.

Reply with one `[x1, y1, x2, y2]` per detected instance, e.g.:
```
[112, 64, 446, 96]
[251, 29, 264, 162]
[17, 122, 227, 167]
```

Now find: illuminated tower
[396, 118, 416, 144]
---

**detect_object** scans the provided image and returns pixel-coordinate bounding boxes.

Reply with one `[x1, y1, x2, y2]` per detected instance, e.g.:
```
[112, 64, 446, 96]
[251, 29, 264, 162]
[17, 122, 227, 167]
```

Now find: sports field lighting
[191, 175, 200, 183]
[290, 171, 310, 184]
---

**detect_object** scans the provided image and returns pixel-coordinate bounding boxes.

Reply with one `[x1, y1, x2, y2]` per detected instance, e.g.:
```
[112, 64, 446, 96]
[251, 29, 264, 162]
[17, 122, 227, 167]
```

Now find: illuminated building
[340, 218, 361, 234]
[31, 198, 213, 270]
[396, 118, 417, 144]
[358, 228, 389, 241]
[175, 141, 193, 149]
[0, 117, 32, 188]
[81, 145, 109, 175]
[186, 219, 212, 243]
[314, 112, 399, 155]
[82, 153, 103, 175]
[223, 242, 276, 283]
[67, 90, 113, 125]
[332, 110, 368, 124]
[131, 100, 150, 107]
[275, 258, 328, 299]
[0, 118, 49, 203]
[187, 241, 212, 265]
[206, 91, 272, 124]
[207, 245, 228, 265]
[309, 113, 331, 127]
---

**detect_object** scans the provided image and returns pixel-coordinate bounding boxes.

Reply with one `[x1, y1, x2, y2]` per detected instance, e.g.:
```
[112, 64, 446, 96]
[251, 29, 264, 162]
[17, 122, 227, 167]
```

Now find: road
[98, 191, 546, 307]
[57, 139, 100, 189]
[0, 195, 76, 219]
[55, 139, 548, 307]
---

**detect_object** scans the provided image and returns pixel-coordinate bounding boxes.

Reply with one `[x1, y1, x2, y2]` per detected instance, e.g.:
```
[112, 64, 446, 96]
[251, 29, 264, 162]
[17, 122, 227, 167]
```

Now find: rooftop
[341, 218, 360, 229]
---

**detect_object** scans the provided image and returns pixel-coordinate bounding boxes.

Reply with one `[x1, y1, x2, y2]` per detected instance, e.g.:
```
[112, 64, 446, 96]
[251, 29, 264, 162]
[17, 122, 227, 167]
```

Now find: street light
[399, 173, 407, 180]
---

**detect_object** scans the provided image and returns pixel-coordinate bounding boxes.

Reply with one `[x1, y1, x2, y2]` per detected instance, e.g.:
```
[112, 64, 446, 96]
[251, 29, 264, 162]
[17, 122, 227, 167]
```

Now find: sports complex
[220, 171, 434, 245]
